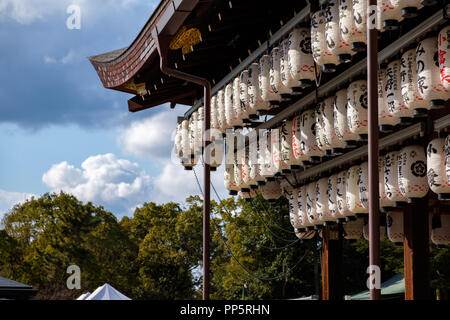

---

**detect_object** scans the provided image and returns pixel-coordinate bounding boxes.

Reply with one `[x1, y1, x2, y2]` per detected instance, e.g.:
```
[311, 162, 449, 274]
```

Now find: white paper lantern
[261, 180, 282, 202]
[225, 83, 235, 129]
[217, 89, 226, 133]
[385, 151, 408, 205]
[301, 109, 323, 164]
[350, 0, 367, 51]
[363, 220, 387, 241]
[315, 102, 330, 156]
[386, 59, 414, 124]
[379, 0, 404, 31]
[416, 37, 450, 109]
[311, 10, 339, 73]
[260, 132, 276, 180]
[386, 211, 404, 244]
[298, 185, 314, 229]
[232, 76, 244, 128]
[288, 27, 315, 88]
[379, 155, 396, 210]
[249, 135, 264, 186]
[328, 174, 341, 220]
[400, 49, 430, 118]
[197, 107, 204, 155]
[325, 0, 354, 64]
[283, 184, 302, 229]
[439, 25, 450, 92]
[248, 62, 265, 115]
[242, 146, 256, 189]
[271, 127, 283, 175]
[398, 145, 429, 200]
[259, 54, 280, 107]
[174, 122, 182, 160]
[347, 80, 368, 139]
[339, 0, 358, 49]
[377, 67, 399, 132]
[224, 163, 240, 195]
[324, 96, 345, 154]
[281, 38, 300, 93]
[431, 214, 450, 247]
[427, 138, 450, 200]
[281, 121, 296, 172]
[270, 46, 292, 99]
[343, 218, 364, 240]
[334, 88, 358, 148]
[336, 170, 351, 220]
[189, 111, 198, 156]
[239, 70, 251, 120]
[211, 95, 219, 131]
[358, 162, 369, 211]
[306, 182, 318, 225]
[292, 116, 305, 167]
[346, 165, 368, 215]
[316, 177, 336, 225]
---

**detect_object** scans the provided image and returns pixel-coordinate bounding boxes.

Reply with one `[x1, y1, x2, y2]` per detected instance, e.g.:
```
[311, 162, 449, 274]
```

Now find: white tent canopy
[76, 292, 91, 300]
[84, 284, 131, 300]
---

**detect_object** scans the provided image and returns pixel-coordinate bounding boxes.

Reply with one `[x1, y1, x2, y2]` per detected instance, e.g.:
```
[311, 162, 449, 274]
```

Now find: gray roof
[0, 276, 32, 289]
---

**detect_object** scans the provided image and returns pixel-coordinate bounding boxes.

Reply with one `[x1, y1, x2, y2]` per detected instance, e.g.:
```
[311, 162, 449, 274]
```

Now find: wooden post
[321, 225, 344, 300]
[403, 201, 431, 300]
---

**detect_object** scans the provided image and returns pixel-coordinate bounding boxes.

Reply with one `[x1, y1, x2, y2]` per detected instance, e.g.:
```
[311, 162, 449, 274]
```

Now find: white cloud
[44, 50, 76, 65]
[0, 189, 36, 221]
[117, 110, 178, 161]
[42, 153, 153, 215]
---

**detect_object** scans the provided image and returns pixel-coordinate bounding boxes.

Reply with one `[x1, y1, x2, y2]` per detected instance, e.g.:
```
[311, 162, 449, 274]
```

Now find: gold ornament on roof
[169, 26, 202, 55]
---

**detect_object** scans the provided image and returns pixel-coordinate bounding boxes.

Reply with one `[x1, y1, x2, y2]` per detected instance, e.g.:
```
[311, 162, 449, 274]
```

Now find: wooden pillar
[321, 225, 344, 300]
[403, 201, 431, 300]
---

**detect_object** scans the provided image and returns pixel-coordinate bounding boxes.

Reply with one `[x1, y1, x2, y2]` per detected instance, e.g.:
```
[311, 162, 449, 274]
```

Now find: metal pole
[203, 85, 211, 300]
[368, 1, 381, 300]
[153, 31, 212, 300]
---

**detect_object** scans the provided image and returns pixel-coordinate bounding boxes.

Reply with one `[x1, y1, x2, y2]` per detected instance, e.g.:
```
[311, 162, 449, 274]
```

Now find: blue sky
[0, 0, 227, 218]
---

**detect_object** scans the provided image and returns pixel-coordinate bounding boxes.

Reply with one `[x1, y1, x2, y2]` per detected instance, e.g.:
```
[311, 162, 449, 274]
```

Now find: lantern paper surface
[346, 165, 368, 214]
[281, 121, 294, 170]
[315, 102, 328, 153]
[217, 90, 226, 133]
[181, 120, 190, 161]
[280, 39, 298, 89]
[292, 116, 305, 166]
[347, 80, 368, 135]
[301, 109, 323, 161]
[306, 182, 318, 225]
[446, 135, 450, 182]
[358, 162, 369, 210]
[398, 145, 429, 199]
[431, 215, 450, 246]
[248, 62, 265, 113]
[211, 95, 219, 131]
[427, 138, 450, 196]
[232, 76, 243, 126]
[379, 156, 395, 208]
[326, 0, 353, 59]
[343, 218, 364, 240]
[271, 128, 283, 174]
[324, 96, 344, 150]
[311, 10, 338, 67]
[385, 151, 408, 202]
[439, 25, 450, 91]
[379, 68, 398, 127]
[387, 211, 404, 244]
[334, 88, 358, 143]
[339, 0, 357, 45]
[270, 47, 291, 95]
[416, 38, 450, 105]
[386, 60, 413, 120]
[351, 0, 367, 45]
[284, 185, 302, 229]
[328, 174, 341, 219]
[379, 0, 404, 28]
[400, 49, 429, 113]
[260, 132, 275, 179]
[363, 222, 387, 241]
[288, 27, 315, 82]
[336, 170, 351, 217]
[225, 83, 234, 128]
[261, 180, 282, 201]
[239, 70, 250, 119]
[239, 189, 257, 199]
[316, 177, 335, 223]
[259, 55, 280, 105]
[298, 185, 314, 228]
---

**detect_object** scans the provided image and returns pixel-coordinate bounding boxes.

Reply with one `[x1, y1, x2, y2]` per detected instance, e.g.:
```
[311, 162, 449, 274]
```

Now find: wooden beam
[321, 225, 344, 300]
[403, 200, 431, 300]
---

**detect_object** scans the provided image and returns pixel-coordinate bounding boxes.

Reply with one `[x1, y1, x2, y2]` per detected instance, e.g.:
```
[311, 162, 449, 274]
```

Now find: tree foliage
[1, 191, 449, 300]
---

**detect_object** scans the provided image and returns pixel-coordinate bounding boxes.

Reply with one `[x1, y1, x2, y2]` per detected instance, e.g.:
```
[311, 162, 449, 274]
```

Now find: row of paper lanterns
[174, 22, 450, 169]
[294, 212, 450, 248]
